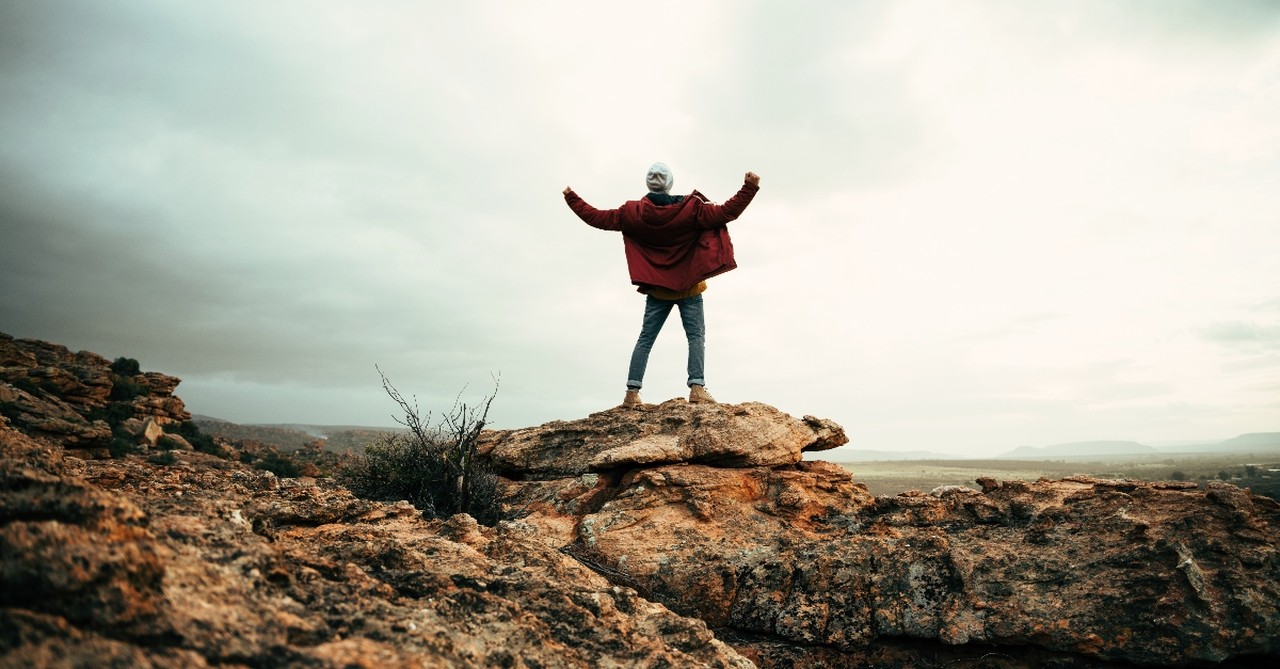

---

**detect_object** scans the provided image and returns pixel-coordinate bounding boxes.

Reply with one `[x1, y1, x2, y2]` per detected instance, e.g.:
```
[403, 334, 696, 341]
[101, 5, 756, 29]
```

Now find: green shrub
[107, 357, 147, 402]
[256, 452, 302, 478]
[148, 450, 180, 466]
[156, 434, 186, 450]
[87, 402, 135, 428]
[87, 400, 139, 458]
[108, 436, 139, 458]
[110, 357, 142, 376]
[108, 377, 147, 402]
[338, 370, 500, 526]
[166, 420, 221, 455]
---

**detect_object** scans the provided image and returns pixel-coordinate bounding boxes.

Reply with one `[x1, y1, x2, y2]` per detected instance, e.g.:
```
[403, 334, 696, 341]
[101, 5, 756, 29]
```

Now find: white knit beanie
[645, 162, 674, 194]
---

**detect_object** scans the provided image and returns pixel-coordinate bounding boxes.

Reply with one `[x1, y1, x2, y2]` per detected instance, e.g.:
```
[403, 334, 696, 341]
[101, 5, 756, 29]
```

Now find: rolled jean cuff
[627, 380, 642, 390]
[687, 378, 705, 388]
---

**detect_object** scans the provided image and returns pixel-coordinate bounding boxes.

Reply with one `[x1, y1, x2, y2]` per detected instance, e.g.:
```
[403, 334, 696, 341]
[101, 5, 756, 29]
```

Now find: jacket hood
[621, 190, 708, 245]
[639, 195, 694, 225]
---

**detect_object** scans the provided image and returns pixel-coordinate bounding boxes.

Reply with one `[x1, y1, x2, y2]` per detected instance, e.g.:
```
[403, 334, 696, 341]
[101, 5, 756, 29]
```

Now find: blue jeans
[626, 294, 705, 390]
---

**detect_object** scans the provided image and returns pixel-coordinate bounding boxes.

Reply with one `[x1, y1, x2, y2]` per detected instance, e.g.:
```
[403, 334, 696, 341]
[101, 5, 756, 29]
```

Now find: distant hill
[193, 415, 401, 453]
[193, 416, 318, 451]
[995, 434, 1280, 459]
[1000, 440, 1158, 459]
[1208, 432, 1280, 453]
[1150, 433, 1280, 454]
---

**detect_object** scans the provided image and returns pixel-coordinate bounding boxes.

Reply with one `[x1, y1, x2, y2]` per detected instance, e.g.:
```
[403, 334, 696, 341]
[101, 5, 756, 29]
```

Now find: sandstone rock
[129, 395, 191, 423]
[479, 401, 1280, 665]
[0, 335, 112, 412]
[0, 332, 191, 450]
[511, 464, 1280, 667]
[0, 334, 37, 367]
[478, 399, 849, 478]
[137, 417, 165, 447]
[137, 371, 182, 397]
[799, 414, 847, 452]
[0, 383, 112, 448]
[157, 433, 194, 451]
[0, 422, 756, 668]
[0, 435, 166, 635]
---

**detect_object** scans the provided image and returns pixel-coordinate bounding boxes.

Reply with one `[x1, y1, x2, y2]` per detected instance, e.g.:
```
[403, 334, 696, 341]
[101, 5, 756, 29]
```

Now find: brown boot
[688, 385, 716, 404]
[622, 389, 643, 408]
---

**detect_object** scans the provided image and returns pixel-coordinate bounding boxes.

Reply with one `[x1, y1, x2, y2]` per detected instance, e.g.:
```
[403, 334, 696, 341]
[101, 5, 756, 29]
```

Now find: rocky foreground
[2, 333, 1279, 667]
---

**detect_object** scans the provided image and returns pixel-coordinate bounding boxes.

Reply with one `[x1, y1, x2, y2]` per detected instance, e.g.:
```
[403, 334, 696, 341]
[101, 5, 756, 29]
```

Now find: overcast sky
[2, 1, 1277, 456]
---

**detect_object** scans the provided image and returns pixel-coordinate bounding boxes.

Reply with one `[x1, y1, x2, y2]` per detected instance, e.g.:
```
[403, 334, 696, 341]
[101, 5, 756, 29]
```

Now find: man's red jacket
[565, 182, 759, 293]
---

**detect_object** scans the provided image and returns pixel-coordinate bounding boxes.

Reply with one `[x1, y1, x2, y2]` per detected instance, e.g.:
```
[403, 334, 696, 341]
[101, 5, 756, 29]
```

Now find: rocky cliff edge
[481, 401, 1280, 667]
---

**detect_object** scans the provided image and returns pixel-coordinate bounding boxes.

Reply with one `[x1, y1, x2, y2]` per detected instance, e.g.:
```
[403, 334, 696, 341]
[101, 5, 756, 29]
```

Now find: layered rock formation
[0, 333, 189, 453]
[0, 418, 753, 668]
[2, 335, 1278, 668]
[485, 402, 1280, 667]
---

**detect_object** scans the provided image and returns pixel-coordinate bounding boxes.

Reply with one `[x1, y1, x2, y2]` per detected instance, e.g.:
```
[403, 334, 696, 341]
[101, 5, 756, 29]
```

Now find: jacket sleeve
[564, 191, 622, 231]
[696, 181, 760, 229]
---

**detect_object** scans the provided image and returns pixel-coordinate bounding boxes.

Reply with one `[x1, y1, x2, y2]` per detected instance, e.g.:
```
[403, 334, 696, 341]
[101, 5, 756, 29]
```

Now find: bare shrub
[338, 368, 500, 525]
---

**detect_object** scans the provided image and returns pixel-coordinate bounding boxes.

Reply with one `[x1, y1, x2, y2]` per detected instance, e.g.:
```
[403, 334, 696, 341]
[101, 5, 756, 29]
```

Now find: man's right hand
[745, 172, 760, 187]
[563, 186, 572, 195]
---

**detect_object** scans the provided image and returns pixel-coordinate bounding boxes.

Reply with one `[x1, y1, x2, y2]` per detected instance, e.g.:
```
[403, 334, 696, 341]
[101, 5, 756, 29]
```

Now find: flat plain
[834, 452, 1280, 499]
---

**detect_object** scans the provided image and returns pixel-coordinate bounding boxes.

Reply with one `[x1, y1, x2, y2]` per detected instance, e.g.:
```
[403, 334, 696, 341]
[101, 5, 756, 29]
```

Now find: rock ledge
[478, 399, 847, 478]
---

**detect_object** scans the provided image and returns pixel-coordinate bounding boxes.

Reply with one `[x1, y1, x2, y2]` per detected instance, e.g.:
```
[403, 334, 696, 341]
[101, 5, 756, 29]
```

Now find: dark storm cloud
[0, 159, 474, 386]
[0, 1, 488, 214]
[0, 2, 511, 382]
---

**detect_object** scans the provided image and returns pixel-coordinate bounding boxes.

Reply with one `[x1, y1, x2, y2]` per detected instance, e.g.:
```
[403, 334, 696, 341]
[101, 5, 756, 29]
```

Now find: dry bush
[338, 369, 500, 525]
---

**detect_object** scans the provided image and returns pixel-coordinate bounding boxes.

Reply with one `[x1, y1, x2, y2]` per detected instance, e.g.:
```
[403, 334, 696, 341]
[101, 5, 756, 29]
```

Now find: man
[563, 163, 761, 407]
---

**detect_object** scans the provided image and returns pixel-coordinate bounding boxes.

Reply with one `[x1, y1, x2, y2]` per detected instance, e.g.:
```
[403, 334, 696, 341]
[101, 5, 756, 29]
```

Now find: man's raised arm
[697, 171, 761, 228]
[563, 187, 622, 232]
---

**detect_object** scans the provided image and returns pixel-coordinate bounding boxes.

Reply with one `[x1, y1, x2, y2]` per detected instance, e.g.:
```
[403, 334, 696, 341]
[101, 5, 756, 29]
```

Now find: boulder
[156, 433, 193, 451]
[136, 418, 165, 447]
[136, 371, 182, 397]
[129, 394, 191, 423]
[477, 399, 848, 478]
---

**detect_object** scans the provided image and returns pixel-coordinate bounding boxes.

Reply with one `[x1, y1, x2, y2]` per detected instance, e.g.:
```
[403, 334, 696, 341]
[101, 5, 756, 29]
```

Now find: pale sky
[2, 1, 1277, 457]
